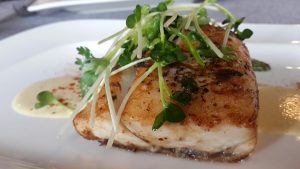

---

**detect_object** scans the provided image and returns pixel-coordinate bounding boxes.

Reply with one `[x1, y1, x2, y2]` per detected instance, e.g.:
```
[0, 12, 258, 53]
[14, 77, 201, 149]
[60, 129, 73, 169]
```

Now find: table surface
[0, 0, 300, 40]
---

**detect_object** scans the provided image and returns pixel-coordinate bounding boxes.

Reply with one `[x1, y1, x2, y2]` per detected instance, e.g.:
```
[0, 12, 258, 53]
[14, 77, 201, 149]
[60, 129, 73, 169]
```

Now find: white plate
[0, 20, 300, 169]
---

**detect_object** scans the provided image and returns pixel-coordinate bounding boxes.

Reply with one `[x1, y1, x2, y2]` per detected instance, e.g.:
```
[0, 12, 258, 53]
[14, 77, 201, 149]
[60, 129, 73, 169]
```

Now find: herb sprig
[251, 59, 271, 71]
[35, 91, 72, 111]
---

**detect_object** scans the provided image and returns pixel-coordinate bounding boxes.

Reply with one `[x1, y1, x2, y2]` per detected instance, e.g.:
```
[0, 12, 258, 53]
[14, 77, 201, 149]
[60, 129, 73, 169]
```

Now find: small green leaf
[251, 59, 271, 72]
[222, 18, 230, 25]
[230, 17, 253, 41]
[198, 17, 210, 26]
[156, 2, 168, 11]
[77, 46, 93, 59]
[198, 8, 208, 17]
[118, 40, 137, 66]
[35, 91, 60, 109]
[152, 110, 166, 130]
[166, 27, 204, 67]
[171, 91, 192, 105]
[79, 71, 98, 96]
[141, 5, 150, 15]
[152, 103, 186, 130]
[150, 41, 186, 66]
[151, 0, 173, 12]
[134, 5, 142, 22]
[144, 15, 161, 42]
[75, 46, 110, 96]
[237, 29, 253, 40]
[233, 17, 245, 31]
[126, 14, 136, 28]
[165, 103, 186, 122]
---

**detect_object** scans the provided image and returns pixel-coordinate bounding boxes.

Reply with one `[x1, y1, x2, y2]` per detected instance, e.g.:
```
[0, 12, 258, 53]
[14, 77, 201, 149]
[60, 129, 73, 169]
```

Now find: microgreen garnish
[251, 59, 271, 71]
[150, 41, 186, 65]
[144, 15, 161, 42]
[35, 91, 67, 109]
[66, 0, 254, 146]
[126, 5, 142, 28]
[197, 8, 210, 26]
[167, 27, 205, 67]
[118, 41, 137, 66]
[151, 0, 173, 12]
[236, 29, 253, 41]
[226, 17, 253, 41]
[152, 103, 185, 130]
[75, 47, 109, 96]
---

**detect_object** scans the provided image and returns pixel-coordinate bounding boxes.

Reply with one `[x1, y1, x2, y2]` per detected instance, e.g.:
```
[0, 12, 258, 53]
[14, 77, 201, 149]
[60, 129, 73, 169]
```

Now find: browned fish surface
[73, 25, 258, 162]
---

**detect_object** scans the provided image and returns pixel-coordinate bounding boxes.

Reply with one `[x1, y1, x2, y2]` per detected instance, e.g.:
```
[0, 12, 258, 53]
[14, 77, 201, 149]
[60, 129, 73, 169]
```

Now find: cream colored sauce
[12, 76, 300, 135]
[12, 76, 81, 118]
[258, 85, 300, 136]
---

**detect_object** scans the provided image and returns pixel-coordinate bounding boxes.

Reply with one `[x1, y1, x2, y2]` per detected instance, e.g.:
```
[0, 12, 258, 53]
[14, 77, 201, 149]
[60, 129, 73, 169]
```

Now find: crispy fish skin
[73, 25, 258, 162]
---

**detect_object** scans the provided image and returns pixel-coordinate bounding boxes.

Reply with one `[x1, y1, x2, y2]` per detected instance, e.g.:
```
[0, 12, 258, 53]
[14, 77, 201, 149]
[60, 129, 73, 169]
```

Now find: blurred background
[0, 0, 300, 40]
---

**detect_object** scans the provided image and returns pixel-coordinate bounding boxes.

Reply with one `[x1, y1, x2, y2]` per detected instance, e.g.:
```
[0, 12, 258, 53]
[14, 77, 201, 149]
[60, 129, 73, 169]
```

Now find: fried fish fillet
[73, 25, 258, 162]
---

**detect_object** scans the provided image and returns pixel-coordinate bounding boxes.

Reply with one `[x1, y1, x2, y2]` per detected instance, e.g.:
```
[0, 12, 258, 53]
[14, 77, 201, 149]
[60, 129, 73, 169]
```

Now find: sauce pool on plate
[12, 76, 81, 118]
[258, 85, 300, 136]
[12, 77, 300, 136]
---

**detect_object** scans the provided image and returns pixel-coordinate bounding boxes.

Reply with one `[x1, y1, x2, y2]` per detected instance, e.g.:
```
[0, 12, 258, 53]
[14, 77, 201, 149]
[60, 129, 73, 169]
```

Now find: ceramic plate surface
[0, 20, 300, 169]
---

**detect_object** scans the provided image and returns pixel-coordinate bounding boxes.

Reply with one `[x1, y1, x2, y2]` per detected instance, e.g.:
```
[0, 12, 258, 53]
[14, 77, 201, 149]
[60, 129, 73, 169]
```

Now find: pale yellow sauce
[258, 85, 300, 136]
[12, 77, 300, 136]
[12, 76, 81, 118]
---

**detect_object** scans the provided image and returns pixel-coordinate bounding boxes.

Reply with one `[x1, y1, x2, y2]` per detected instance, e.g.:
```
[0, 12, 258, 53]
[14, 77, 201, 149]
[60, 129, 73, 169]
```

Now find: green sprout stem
[193, 16, 224, 58]
[167, 27, 205, 67]
[160, 14, 166, 44]
[209, 3, 236, 47]
[157, 64, 170, 107]
[104, 68, 118, 132]
[97, 27, 128, 45]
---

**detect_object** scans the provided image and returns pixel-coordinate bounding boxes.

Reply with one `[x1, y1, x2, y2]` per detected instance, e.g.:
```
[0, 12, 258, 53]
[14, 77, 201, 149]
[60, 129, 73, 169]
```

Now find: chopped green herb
[35, 91, 61, 109]
[233, 17, 245, 32]
[150, 41, 186, 66]
[237, 28, 253, 41]
[171, 91, 192, 105]
[229, 17, 253, 41]
[151, 0, 173, 12]
[76, 46, 109, 96]
[165, 103, 186, 122]
[118, 40, 137, 66]
[126, 5, 143, 28]
[152, 103, 185, 130]
[251, 59, 271, 71]
[144, 15, 161, 42]
[167, 27, 205, 67]
[197, 8, 210, 26]
[152, 110, 166, 130]
[79, 71, 98, 96]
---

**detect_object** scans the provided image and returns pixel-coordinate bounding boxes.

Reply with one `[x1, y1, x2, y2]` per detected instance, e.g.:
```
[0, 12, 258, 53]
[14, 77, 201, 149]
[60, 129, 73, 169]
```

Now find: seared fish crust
[73, 25, 258, 162]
